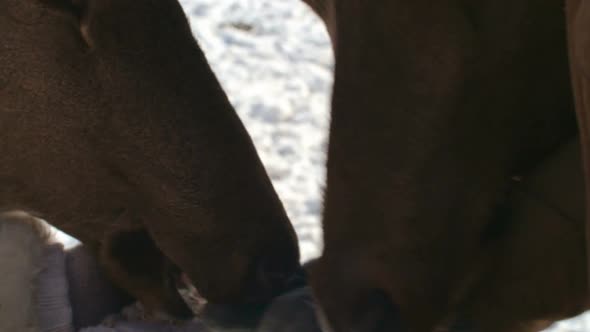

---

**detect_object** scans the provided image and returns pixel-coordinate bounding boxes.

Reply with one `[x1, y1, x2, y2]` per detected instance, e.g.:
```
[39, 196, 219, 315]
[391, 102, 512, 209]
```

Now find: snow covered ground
[176, 0, 590, 330]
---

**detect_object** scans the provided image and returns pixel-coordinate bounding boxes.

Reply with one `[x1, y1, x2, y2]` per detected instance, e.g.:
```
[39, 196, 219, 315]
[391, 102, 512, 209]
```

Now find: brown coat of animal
[568, 0, 590, 296]
[302, 0, 588, 331]
[445, 139, 588, 332]
[0, 0, 301, 318]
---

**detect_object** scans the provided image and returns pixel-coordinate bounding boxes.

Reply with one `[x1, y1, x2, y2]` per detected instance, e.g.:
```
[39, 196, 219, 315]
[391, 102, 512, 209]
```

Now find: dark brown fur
[445, 139, 588, 332]
[568, 0, 590, 296]
[0, 0, 301, 317]
[301, 0, 589, 331]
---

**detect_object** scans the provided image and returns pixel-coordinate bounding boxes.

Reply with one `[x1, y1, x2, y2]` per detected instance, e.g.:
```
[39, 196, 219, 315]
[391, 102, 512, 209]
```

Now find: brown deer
[302, 0, 590, 331]
[0, 0, 302, 319]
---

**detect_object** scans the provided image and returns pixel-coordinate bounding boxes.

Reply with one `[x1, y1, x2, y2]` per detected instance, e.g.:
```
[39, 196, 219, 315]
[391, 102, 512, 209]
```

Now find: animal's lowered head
[0, 0, 302, 318]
